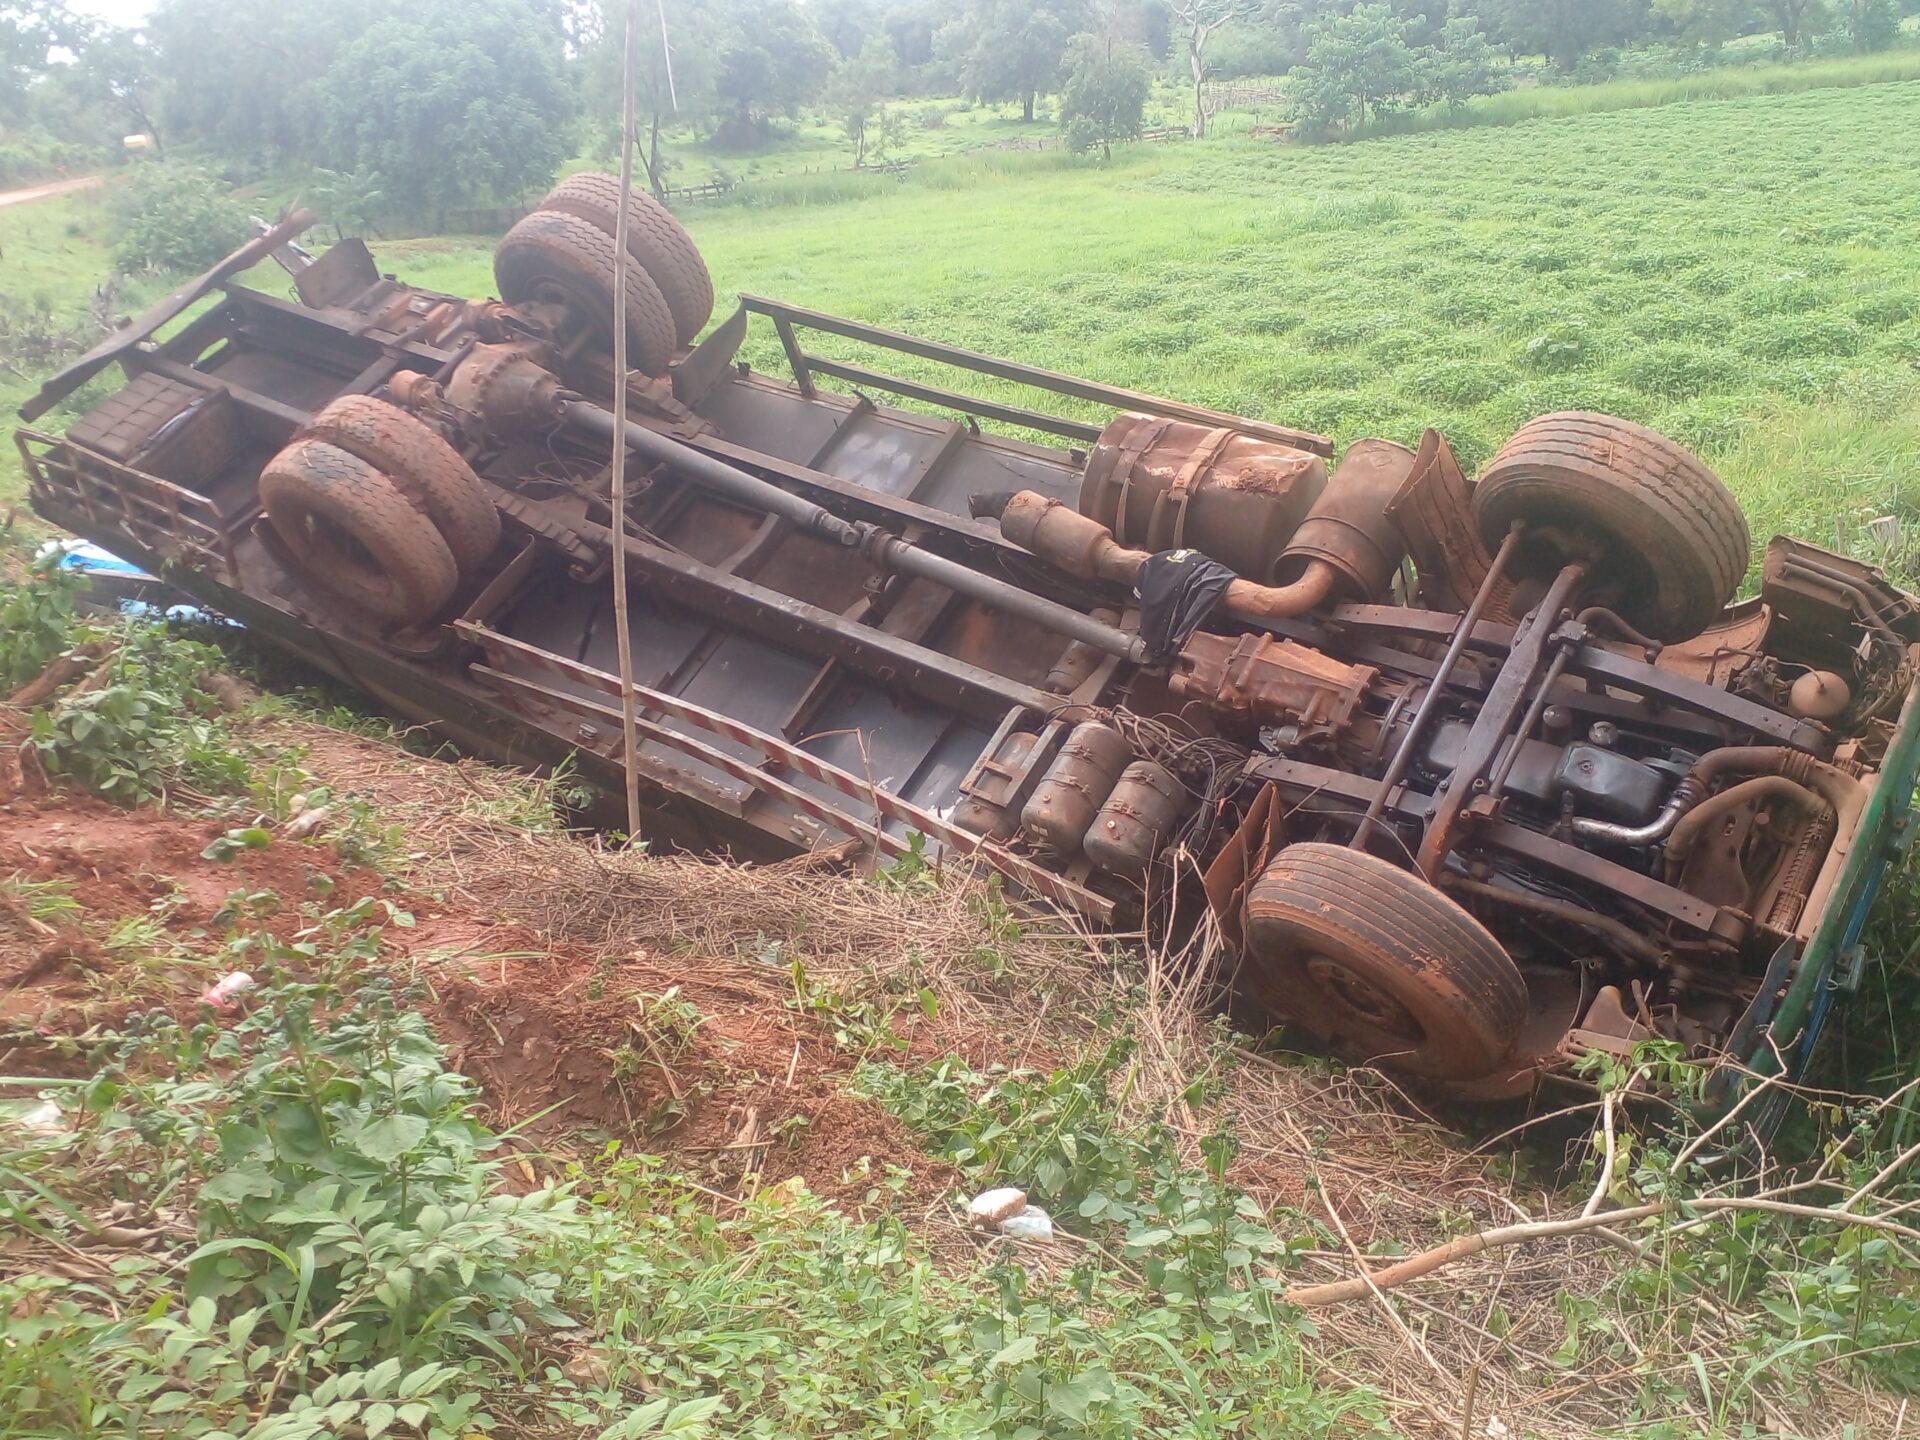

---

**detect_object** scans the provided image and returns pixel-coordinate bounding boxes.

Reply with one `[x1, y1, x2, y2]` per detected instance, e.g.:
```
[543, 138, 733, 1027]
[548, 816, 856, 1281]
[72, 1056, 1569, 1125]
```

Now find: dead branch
[5, 641, 112, 709]
[1285, 1203, 1665, 1308]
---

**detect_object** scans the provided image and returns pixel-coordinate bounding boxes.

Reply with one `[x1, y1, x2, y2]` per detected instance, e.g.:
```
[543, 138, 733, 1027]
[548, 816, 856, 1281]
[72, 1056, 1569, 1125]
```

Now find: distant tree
[1840, 0, 1900, 49]
[1483, 0, 1642, 71]
[1059, 32, 1150, 159]
[817, 0, 885, 61]
[1650, 0, 1750, 48]
[1766, 0, 1828, 52]
[319, 0, 574, 226]
[1103, 0, 1175, 56]
[2, 0, 83, 124]
[581, 0, 720, 198]
[939, 0, 1087, 123]
[883, 0, 945, 72]
[1289, 3, 1415, 134]
[64, 22, 162, 149]
[1415, 15, 1509, 110]
[148, 0, 392, 162]
[827, 36, 895, 167]
[1167, 0, 1263, 137]
[710, 0, 833, 141]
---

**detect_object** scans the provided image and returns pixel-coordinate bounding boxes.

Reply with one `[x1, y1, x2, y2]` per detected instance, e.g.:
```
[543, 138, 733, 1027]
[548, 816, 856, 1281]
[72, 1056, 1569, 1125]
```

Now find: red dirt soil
[2, 784, 953, 1211]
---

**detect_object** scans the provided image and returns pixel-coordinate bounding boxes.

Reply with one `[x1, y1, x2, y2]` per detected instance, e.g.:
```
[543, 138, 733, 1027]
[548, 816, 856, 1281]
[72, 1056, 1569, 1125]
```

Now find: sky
[68, 0, 154, 25]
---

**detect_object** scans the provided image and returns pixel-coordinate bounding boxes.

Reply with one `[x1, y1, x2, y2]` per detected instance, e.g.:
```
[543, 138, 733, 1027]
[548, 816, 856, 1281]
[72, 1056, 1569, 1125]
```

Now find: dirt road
[0, 175, 102, 210]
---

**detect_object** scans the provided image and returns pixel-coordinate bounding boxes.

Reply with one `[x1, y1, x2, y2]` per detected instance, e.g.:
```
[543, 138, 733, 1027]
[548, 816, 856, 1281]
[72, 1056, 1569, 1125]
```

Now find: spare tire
[302, 395, 500, 576]
[493, 208, 677, 376]
[542, 171, 715, 346]
[1472, 412, 1749, 643]
[260, 438, 458, 627]
[1242, 842, 1526, 1080]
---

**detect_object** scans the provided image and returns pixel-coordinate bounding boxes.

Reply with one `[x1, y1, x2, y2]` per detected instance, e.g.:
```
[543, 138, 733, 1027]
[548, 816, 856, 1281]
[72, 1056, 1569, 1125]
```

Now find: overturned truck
[19, 181, 1920, 1109]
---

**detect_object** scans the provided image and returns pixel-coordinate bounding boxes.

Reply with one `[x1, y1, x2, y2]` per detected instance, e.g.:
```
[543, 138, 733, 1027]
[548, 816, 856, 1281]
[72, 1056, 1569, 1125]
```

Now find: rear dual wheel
[542, 171, 714, 346]
[493, 173, 715, 373]
[494, 209, 678, 376]
[260, 398, 498, 628]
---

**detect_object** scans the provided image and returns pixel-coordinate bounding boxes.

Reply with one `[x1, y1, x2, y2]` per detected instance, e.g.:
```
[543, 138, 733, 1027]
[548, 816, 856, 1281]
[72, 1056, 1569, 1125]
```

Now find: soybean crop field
[400, 79, 1920, 581]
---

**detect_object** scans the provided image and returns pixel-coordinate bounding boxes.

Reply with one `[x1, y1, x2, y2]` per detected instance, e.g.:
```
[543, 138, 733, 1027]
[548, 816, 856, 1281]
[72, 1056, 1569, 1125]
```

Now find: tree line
[2, 0, 1915, 209]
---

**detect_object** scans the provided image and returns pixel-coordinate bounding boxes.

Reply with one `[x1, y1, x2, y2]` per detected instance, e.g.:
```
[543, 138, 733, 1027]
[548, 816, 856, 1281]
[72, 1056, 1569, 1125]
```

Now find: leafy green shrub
[0, 128, 96, 187]
[1625, 301, 1730, 342]
[0, 907, 713, 1440]
[1519, 320, 1592, 372]
[1242, 306, 1303, 336]
[1850, 291, 1919, 328]
[31, 625, 251, 803]
[1654, 397, 1752, 454]
[1401, 357, 1507, 407]
[0, 560, 83, 693]
[111, 160, 250, 273]
[1131, 322, 1200, 356]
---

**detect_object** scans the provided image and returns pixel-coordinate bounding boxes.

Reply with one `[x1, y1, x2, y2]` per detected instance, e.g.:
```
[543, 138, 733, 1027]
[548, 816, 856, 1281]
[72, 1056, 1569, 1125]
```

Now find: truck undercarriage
[18, 187, 1920, 1110]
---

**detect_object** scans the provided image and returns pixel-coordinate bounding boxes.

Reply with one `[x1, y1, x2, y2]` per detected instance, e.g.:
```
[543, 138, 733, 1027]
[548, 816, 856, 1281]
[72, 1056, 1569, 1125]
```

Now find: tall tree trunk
[646, 107, 665, 199]
[1774, 0, 1803, 53]
[1022, 90, 1035, 122]
[1188, 22, 1207, 138]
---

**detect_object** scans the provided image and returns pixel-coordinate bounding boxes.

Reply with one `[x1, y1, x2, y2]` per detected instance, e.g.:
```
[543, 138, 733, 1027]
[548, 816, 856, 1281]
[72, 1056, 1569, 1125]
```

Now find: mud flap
[1385, 427, 1516, 619]
[1201, 781, 1286, 952]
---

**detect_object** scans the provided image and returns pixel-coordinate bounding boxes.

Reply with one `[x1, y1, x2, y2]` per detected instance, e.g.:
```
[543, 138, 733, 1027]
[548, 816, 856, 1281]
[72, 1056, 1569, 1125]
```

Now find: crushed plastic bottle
[200, 971, 255, 1008]
[967, 1186, 1029, 1228]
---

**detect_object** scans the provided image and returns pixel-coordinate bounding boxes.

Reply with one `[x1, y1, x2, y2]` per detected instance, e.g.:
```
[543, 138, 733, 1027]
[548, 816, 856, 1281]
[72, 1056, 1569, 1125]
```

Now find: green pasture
[8, 78, 1920, 582]
[411, 80, 1920, 578]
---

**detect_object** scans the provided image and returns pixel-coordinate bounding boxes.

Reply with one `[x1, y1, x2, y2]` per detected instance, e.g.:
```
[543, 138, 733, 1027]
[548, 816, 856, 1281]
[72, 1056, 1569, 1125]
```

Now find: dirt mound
[418, 926, 956, 1209]
[0, 778, 968, 1210]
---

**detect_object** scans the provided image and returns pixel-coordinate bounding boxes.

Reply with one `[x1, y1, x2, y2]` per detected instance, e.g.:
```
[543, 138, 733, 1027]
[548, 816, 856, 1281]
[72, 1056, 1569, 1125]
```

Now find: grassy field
[391, 79, 1920, 580]
[632, 81, 1203, 189]
[7, 78, 1920, 581]
[1347, 44, 1920, 139]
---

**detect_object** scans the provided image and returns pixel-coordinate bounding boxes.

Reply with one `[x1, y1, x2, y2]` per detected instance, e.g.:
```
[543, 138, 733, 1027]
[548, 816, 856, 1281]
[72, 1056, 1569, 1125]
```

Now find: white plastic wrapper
[998, 1205, 1054, 1241]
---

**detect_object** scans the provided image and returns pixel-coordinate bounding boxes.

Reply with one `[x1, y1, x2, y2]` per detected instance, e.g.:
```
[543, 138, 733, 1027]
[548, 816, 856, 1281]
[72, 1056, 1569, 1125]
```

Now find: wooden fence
[1204, 82, 1290, 112]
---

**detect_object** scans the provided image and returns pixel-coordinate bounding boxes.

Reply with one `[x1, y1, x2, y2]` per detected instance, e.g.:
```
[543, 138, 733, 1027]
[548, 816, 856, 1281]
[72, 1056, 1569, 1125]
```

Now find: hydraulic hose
[1652, 746, 1866, 888]
[1665, 775, 1831, 876]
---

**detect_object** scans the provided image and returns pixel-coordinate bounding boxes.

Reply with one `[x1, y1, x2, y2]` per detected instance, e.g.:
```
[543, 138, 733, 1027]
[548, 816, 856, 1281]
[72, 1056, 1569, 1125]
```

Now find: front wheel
[1472, 412, 1749, 643]
[1241, 843, 1526, 1080]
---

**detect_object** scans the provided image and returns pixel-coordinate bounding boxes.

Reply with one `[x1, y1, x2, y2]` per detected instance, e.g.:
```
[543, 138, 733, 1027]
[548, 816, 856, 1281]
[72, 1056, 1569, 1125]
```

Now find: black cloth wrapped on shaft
[1137, 548, 1236, 663]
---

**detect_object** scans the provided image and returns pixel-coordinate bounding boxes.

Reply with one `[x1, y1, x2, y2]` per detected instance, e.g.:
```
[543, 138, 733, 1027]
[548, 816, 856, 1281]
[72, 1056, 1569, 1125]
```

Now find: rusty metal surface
[1080, 413, 1326, 582]
[1171, 632, 1375, 741]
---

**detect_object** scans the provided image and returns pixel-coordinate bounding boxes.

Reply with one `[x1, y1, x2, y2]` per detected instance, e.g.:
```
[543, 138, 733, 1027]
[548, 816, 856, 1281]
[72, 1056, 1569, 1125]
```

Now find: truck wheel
[493, 209, 677, 376]
[303, 395, 501, 575]
[1472, 412, 1748, 643]
[1241, 843, 1526, 1080]
[542, 171, 714, 346]
[260, 438, 459, 627]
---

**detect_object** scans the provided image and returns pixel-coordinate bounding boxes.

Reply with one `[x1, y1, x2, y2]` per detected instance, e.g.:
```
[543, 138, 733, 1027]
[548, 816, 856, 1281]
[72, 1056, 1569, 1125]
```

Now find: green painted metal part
[1706, 674, 1920, 1124]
